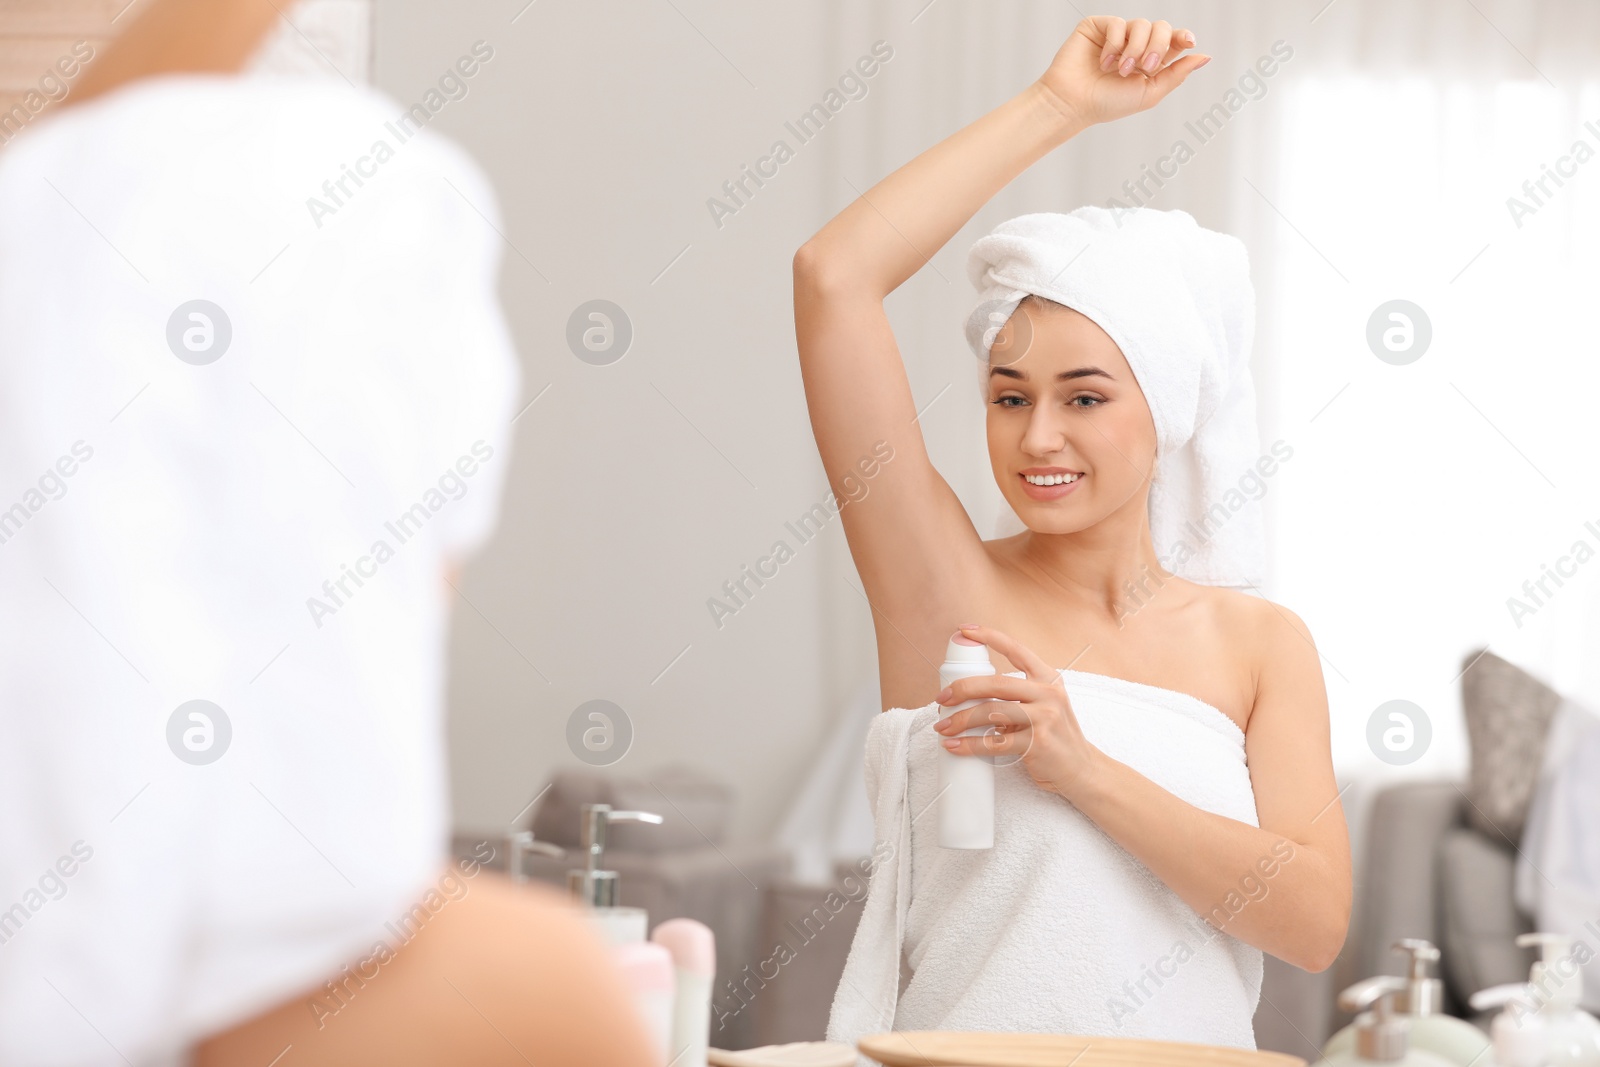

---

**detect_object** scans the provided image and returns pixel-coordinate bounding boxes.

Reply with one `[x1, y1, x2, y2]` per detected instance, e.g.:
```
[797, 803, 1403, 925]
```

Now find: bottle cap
[613, 940, 676, 995]
[944, 633, 991, 664]
[651, 917, 716, 977]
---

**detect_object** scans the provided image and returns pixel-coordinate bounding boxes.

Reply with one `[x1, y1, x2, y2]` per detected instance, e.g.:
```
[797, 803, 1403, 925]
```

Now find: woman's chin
[1003, 502, 1084, 536]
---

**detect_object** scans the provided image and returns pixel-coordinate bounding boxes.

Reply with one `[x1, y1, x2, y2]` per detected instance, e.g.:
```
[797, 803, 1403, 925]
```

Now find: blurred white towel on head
[0, 75, 519, 1065]
[826, 669, 1264, 1064]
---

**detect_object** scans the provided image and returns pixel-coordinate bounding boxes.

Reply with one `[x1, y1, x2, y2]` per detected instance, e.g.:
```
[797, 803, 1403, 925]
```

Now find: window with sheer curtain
[1257, 70, 1600, 778]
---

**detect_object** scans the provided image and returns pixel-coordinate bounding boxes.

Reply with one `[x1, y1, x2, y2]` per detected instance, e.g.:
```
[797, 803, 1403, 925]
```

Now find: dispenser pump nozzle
[566, 803, 664, 908]
[1392, 938, 1444, 1015]
[1517, 932, 1582, 1009]
[506, 829, 563, 884]
[1339, 976, 1414, 1062]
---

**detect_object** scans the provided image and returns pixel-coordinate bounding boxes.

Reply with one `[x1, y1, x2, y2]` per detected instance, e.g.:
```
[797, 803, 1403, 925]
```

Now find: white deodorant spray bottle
[938, 633, 996, 850]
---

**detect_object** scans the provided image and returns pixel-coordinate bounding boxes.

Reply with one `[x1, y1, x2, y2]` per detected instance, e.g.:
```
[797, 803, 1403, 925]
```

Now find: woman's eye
[1070, 395, 1104, 408]
[991, 395, 1027, 408]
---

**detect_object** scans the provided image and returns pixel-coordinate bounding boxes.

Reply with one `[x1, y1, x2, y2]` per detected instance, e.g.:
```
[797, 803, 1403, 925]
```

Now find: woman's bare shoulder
[1185, 581, 1313, 643]
[1179, 583, 1321, 727]
[1210, 588, 1326, 732]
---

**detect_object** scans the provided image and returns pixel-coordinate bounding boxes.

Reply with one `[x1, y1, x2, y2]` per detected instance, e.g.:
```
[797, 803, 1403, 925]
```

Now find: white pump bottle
[1471, 933, 1600, 1067]
[1323, 940, 1492, 1066]
[937, 633, 997, 850]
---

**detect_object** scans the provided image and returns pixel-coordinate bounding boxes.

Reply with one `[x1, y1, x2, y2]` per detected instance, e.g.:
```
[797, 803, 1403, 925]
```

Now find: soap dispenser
[506, 829, 564, 882]
[1322, 976, 1460, 1067]
[567, 803, 664, 945]
[1324, 940, 1493, 1066]
[1470, 933, 1600, 1067]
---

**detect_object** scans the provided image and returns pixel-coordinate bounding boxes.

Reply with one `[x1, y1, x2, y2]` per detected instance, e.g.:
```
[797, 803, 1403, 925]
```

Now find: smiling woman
[793, 11, 1350, 1052]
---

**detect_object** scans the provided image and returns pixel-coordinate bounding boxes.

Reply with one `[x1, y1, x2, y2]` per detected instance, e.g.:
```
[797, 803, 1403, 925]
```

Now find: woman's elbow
[793, 239, 825, 278]
[1290, 902, 1351, 973]
[793, 240, 873, 300]
[1293, 938, 1343, 975]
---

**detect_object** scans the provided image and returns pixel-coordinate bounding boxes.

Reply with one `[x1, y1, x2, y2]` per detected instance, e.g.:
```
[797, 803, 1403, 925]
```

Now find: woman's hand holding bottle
[932, 624, 1104, 804]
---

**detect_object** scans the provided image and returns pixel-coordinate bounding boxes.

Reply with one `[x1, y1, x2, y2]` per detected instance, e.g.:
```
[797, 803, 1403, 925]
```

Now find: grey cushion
[1459, 648, 1561, 844]
[529, 764, 734, 853]
[1436, 827, 1535, 1004]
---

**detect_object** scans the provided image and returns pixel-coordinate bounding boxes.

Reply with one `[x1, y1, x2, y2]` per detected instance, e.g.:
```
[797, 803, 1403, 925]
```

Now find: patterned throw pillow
[1459, 648, 1562, 845]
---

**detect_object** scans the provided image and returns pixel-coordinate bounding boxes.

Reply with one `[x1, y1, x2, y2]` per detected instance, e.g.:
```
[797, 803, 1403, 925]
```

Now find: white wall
[372, 0, 867, 842]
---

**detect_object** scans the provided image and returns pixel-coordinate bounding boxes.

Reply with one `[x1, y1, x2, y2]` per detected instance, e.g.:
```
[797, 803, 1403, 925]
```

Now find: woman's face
[985, 297, 1158, 534]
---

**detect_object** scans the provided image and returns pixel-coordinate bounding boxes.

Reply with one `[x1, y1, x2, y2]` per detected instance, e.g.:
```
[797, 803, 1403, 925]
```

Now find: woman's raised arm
[791, 83, 1077, 657]
[792, 18, 1210, 691]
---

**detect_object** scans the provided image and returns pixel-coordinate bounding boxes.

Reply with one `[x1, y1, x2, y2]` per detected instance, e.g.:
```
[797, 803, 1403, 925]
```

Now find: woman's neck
[1012, 509, 1175, 624]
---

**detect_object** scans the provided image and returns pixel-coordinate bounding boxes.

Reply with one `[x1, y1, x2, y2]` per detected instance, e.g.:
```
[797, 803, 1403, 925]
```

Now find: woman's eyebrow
[989, 365, 1114, 382]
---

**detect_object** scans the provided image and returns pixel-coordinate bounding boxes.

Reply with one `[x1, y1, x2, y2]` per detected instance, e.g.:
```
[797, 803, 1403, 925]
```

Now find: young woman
[794, 14, 1351, 1042]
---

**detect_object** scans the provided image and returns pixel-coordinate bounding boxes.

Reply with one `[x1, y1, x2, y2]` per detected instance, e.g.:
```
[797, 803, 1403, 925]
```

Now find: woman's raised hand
[1036, 16, 1210, 130]
[932, 624, 1103, 802]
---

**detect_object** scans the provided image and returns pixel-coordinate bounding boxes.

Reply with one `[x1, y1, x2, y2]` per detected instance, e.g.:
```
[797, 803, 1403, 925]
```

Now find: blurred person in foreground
[0, 1, 658, 1064]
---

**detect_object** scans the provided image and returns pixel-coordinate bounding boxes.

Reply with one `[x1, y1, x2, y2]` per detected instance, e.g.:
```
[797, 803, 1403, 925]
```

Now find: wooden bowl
[858, 1031, 1306, 1067]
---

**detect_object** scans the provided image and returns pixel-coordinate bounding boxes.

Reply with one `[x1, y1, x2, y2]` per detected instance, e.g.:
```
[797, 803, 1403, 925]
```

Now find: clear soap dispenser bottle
[1324, 940, 1493, 1066]
[1322, 976, 1460, 1067]
[567, 803, 664, 945]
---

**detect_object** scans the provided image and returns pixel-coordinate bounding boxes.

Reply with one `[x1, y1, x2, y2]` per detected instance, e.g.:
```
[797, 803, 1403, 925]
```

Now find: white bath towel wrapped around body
[0, 75, 518, 1066]
[826, 668, 1263, 1060]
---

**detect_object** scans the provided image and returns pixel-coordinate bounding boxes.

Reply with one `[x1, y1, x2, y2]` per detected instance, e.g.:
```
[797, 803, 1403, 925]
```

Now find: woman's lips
[1018, 473, 1084, 501]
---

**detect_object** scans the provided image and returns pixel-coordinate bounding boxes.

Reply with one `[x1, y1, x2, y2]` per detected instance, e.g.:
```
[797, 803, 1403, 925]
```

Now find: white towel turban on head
[965, 206, 1266, 591]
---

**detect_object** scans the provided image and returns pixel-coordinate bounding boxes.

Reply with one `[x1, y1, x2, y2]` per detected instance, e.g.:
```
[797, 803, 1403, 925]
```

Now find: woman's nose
[1021, 408, 1066, 456]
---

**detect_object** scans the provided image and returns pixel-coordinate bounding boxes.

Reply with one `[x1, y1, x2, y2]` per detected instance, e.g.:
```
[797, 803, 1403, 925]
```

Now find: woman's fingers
[941, 726, 1029, 758]
[954, 624, 1057, 683]
[1092, 15, 1127, 72]
[1119, 18, 1151, 76]
[1163, 27, 1196, 64]
[934, 693, 1033, 736]
[1148, 52, 1212, 99]
[936, 672, 1038, 714]
[1141, 20, 1173, 74]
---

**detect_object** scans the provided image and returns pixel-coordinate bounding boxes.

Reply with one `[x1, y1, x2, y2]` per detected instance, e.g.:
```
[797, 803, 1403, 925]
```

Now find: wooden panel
[0, 0, 123, 132]
[0, 1, 370, 146]
[0, 1, 371, 97]
[0, 38, 102, 91]
[0, 0, 136, 37]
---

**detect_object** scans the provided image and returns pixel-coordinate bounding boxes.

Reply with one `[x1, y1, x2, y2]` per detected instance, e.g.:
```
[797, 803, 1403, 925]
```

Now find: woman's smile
[1019, 466, 1084, 500]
